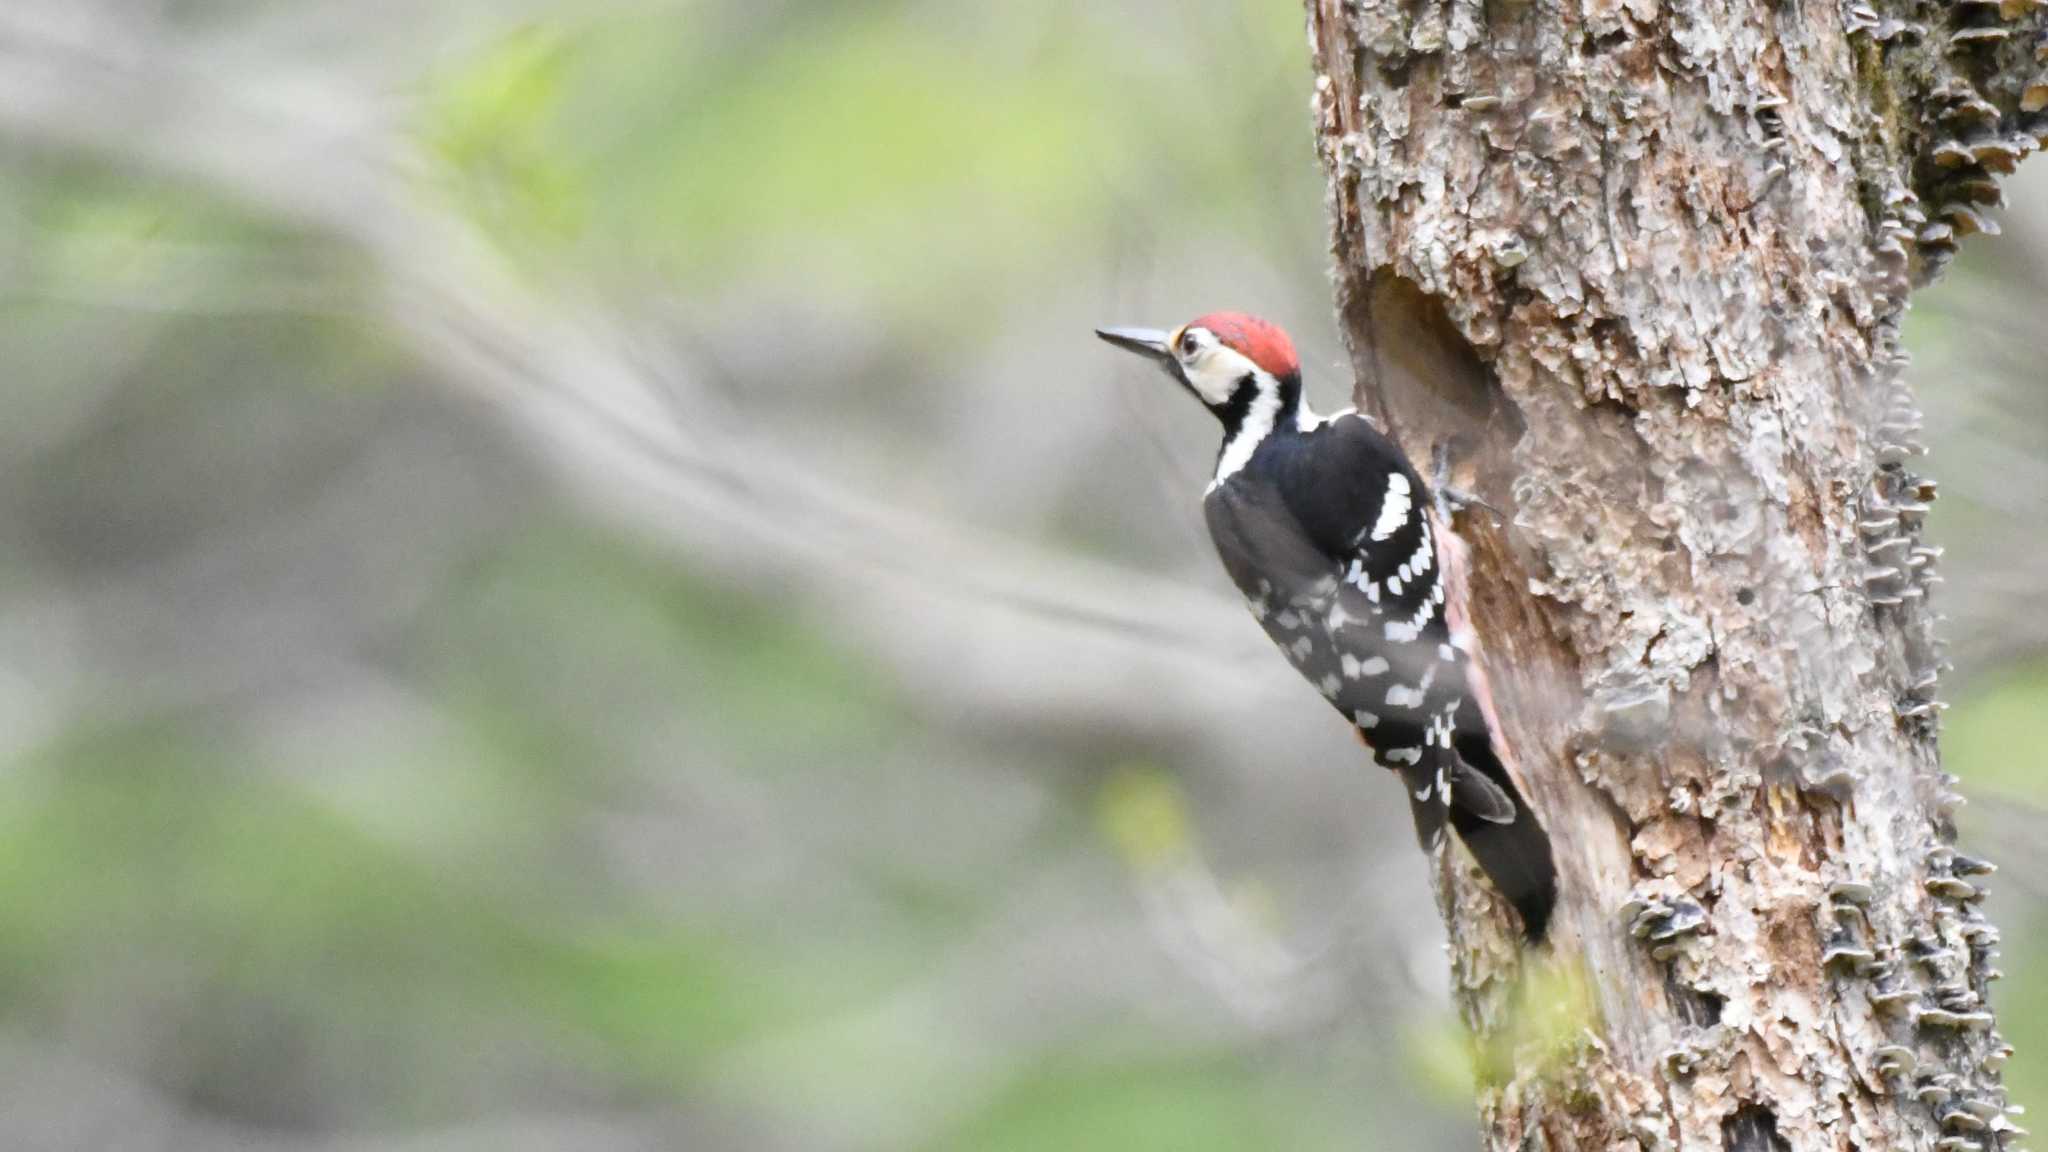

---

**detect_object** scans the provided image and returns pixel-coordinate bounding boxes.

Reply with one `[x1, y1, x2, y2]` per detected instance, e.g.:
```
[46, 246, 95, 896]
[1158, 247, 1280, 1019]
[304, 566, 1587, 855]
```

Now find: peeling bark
[1304, 0, 2038, 1147]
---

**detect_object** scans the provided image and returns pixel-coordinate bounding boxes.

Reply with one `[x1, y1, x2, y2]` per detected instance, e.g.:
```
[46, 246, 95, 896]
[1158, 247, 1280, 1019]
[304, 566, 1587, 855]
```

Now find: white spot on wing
[1384, 591, 1439, 643]
[1425, 709, 1458, 748]
[1342, 654, 1390, 678]
[1354, 710, 1379, 729]
[1384, 747, 1421, 765]
[1405, 534, 1433, 582]
[1371, 473, 1412, 542]
[1385, 683, 1426, 709]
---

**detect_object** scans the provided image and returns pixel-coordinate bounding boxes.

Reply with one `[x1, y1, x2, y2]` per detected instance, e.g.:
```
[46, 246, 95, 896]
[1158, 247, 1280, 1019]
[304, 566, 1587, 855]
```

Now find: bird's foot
[1431, 441, 1502, 524]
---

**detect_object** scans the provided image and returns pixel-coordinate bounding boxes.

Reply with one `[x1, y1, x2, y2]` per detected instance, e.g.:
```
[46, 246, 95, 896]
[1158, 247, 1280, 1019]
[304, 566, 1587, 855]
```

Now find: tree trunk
[1304, 1, 2040, 1148]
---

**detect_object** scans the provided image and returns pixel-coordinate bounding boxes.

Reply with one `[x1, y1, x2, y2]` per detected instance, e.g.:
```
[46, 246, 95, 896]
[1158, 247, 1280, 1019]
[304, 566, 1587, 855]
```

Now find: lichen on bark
[1304, 0, 2039, 1146]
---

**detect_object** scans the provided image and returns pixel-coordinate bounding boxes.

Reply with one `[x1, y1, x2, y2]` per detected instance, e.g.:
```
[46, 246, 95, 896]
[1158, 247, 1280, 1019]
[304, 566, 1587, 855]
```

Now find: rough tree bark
[1304, 0, 2043, 1148]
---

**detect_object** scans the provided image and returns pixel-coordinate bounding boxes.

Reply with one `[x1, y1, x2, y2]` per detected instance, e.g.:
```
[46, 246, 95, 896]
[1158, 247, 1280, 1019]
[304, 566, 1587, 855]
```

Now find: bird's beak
[1094, 326, 1174, 363]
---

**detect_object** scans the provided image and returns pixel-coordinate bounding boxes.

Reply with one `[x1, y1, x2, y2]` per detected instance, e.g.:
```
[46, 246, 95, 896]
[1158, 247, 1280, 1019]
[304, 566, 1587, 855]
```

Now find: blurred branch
[0, 1037, 690, 1152]
[10, 7, 2040, 735]
[0, 8, 1294, 733]
[5, 8, 2044, 711]
[0, 11, 1449, 1053]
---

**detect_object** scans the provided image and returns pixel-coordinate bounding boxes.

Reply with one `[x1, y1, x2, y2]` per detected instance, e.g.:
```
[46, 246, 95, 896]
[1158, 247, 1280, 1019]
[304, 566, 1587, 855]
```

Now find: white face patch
[1177, 326, 1289, 487]
[1173, 326, 1260, 406]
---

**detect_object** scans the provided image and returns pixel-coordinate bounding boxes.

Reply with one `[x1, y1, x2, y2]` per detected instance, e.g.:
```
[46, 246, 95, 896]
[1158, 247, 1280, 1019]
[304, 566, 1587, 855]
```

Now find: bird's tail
[1448, 791, 1556, 942]
[1399, 739, 1557, 942]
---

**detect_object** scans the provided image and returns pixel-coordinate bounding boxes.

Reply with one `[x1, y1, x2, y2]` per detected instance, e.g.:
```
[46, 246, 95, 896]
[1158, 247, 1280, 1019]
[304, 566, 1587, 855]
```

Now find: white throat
[1210, 372, 1297, 490]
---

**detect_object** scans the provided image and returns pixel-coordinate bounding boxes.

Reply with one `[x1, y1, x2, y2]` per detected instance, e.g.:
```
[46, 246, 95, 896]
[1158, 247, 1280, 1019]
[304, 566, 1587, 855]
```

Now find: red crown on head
[1189, 312, 1299, 380]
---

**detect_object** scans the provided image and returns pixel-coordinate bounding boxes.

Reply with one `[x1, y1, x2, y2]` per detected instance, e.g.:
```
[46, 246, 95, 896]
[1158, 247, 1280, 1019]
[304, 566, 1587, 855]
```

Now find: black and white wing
[1202, 413, 1555, 937]
[1202, 446, 1507, 852]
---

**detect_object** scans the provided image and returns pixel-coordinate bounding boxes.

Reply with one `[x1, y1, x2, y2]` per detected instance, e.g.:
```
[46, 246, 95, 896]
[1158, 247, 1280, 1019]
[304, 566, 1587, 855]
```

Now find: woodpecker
[1096, 313, 1556, 940]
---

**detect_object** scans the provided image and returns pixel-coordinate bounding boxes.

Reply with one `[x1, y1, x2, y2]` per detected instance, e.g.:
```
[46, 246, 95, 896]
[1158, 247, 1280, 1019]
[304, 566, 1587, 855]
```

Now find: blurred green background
[0, 2, 2042, 1149]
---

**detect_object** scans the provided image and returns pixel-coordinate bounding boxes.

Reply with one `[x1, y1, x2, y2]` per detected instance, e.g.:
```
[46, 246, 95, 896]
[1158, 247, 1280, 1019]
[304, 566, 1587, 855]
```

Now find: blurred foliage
[933, 1055, 1333, 1152]
[1095, 762, 1193, 874]
[0, 527, 917, 1122]
[414, 4, 1324, 313]
[1946, 664, 2048, 804]
[424, 25, 585, 244]
[1947, 663, 2048, 1117]
[0, 1, 2045, 1149]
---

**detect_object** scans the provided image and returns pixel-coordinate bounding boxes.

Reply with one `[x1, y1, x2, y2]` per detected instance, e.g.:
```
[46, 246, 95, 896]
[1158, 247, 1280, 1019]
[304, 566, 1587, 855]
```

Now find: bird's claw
[1430, 441, 1503, 524]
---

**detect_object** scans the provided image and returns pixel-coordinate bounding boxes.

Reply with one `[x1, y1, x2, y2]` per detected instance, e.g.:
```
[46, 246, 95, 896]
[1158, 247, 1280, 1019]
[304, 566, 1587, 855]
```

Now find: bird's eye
[1179, 331, 1200, 356]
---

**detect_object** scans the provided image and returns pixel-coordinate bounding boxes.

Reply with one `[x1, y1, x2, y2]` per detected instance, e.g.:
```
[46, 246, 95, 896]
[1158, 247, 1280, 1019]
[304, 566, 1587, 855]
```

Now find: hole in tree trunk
[1723, 1103, 1791, 1152]
[1346, 272, 1526, 490]
[1666, 971, 1724, 1026]
[1357, 272, 1507, 422]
